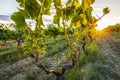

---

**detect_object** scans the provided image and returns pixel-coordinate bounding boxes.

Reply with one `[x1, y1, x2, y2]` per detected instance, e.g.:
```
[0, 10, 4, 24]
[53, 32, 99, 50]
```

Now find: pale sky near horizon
[0, 0, 120, 30]
[0, 0, 18, 15]
[92, 0, 120, 30]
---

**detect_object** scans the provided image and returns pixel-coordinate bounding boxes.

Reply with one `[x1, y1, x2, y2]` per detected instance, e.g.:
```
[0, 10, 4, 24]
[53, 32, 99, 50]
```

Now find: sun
[95, 26, 105, 31]
[95, 22, 107, 31]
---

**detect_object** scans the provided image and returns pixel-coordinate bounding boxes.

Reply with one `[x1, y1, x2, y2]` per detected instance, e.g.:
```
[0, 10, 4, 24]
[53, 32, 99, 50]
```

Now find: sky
[0, 0, 120, 30]
[92, 0, 120, 30]
[0, 0, 18, 15]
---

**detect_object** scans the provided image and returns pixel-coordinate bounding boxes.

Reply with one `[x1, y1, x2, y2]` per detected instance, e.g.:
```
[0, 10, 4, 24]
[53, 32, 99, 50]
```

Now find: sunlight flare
[95, 26, 105, 30]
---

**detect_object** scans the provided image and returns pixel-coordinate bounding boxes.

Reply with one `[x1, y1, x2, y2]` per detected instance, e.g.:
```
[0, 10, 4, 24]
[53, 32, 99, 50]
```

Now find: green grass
[0, 36, 65, 64]
[45, 39, 67, 57]
[0, 46, 15, 52]
[25, 69, 41, 80]
[0, 47, 16, 56]
[0, 74, 7, 80]
[0, 40, 24, 64]
[0, 47, 26, 64]
[65, 41, 105, 80]
[46, 36, 64, 45]
[65, 39, 120, 80]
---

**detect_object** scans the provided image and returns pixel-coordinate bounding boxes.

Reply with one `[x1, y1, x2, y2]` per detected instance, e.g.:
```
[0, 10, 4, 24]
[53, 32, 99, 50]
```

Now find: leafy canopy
[11, 0, 110, 61]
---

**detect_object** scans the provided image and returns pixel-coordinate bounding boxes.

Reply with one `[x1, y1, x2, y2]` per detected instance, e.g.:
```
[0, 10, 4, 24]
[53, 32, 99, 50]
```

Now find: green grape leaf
[88, 0, 95, 4]
[53, 9, 61, 25]
[11, 12, 27, 29]
[19, 9, 30, 19]
[85, 7, 93, 22]
[53, 15, 60, 25]
[53, 0, 61, 7]
[66, 0, 73, 6]
[103, 7, 110, 15]
[82, 0, 94, 10]
[82, 0, 89, 10]
[73, 1, 80, 9]
[80, 14, 87, 25]
[24, 0, 41, 19]
[70, 13, 81, 27]
[44, 0, 52, 15]
[63, 6, 74, 20]
[75, 21, 81, 27]
[16, 0, 25, 8]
